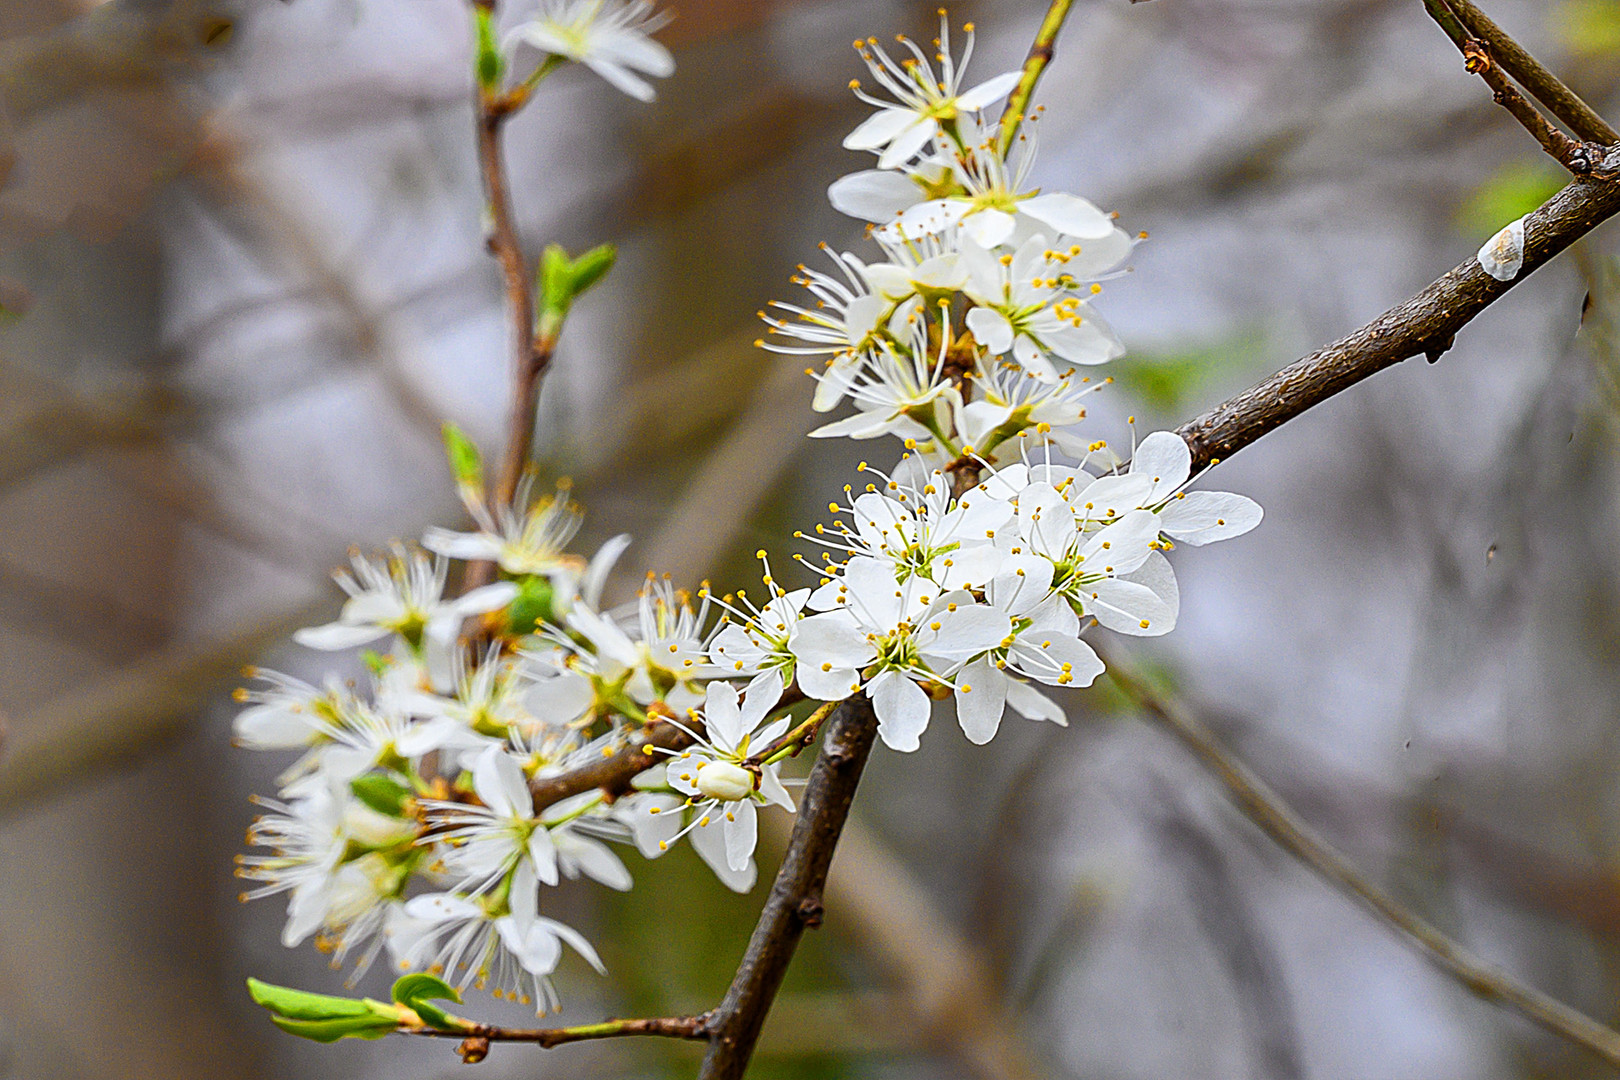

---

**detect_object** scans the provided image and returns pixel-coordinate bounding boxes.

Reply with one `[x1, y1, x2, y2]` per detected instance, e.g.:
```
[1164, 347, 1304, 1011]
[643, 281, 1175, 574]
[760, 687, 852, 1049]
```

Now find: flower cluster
[762, 13, 1138, 468]
[236, 8, 1264, 1026]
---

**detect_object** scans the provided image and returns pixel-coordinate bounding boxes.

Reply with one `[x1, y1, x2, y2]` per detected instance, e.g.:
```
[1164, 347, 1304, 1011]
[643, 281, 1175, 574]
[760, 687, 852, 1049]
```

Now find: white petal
[954, 658, 1007, 744]
[1005, 679, 1067, 724]
[966, 306, 1016, 355]
[420, 529, 501, 561]
[1019, 192, 1115, 239]
[1085, 577, 1177, 635]
[528, 826, 560, 886]
[454, 581, 520, 616]
[292, 622, 389, 650]
[558, 833, 632, 891]
[1157, 491, 1263, 545]
[961, 207, 1016, 248]
[828, 170, 924, 223]
[956, 70, 1023, 111]
[869, 670, 931, 752]
[1131, 431, 1193, 501]
[539, 915, 607, 974]
[876, 118, 939, 169]
[691, 817, 757, 892]
[845, 107, 928, 152]
[724, 799, 758, 872]
[473, 746, 533, 819]
[582, 56, 657, 101]
[702, 681, 746, 754]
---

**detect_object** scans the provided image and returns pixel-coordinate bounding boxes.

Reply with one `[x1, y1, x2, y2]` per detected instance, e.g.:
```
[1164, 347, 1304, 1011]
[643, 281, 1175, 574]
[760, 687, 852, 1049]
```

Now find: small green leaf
[350, 773, 412, 817]
[269, 1012, 398, 1043]
[392, 973, 470, 1032]
[474, 7, 505, 92]
[246, 978, 374, 1021]
[567, 243, 616, 299]
[442, 422, 485, 493]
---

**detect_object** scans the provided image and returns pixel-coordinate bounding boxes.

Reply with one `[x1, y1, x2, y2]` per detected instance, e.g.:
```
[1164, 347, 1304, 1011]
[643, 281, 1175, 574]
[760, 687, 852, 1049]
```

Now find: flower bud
[694, 760, 753, 802]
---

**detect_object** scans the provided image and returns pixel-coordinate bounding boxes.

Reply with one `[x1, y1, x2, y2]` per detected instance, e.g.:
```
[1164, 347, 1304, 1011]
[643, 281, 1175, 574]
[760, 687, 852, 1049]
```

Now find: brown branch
[1420, 0, 1593, 171]
[1100, 650, 1620, 1070]
[464, 77, 555, 592]
[1440, 0, 1620, 146]
[1176, 155, 1620, 472]
[698, 695, 880, 1080]
[527, 717, 695, 810]
[400, 1013, 709, 1048]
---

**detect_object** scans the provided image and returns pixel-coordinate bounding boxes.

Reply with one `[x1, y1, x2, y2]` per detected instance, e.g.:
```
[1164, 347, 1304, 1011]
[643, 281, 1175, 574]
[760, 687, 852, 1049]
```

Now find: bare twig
[1176, 155, 1620, 472]
[699, 695, 880, 1080]
[1101, 650, 1620, 1070]
[1440, 0, 1620, 146]
[1420, 0, 1592, 171]
[997, 0, 1076, 156]
[399, 1013, 708, 1046]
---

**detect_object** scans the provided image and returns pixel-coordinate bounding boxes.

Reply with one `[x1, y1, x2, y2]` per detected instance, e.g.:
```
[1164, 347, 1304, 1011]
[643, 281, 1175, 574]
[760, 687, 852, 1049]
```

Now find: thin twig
[1420, 0, 1592, 171]
[1100, 651, 1620, 1070]
[1176, 152, 1620, 472]
[748, 700, 836, 766]
[1440, 0, 1620, 145]
[399, 1013, 709, 1046]
[996, 0, 1076, 157]
[698, 695, 880, 1080]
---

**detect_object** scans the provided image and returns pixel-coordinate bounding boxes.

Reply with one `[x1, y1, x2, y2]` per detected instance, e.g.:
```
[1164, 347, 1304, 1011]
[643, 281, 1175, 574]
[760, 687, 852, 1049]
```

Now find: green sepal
[506, 574, 558, 634]
[392, 973, 470, 1032]
[442, 422, 485, 493]
[350, 773, 412, 817]
[474, 7, 504, 92]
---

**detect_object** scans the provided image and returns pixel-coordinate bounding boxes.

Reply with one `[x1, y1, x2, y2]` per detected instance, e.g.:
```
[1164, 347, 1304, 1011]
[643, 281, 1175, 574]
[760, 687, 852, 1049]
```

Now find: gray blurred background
[2, 0, 1619, 1077]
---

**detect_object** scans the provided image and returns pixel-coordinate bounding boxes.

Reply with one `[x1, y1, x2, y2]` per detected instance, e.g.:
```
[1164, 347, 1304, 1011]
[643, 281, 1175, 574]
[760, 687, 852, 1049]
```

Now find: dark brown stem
[1440, 0, 1620, 145]
[526, 717, 695, 810]
[1176, 158, 1620, 472]
[698, 695, 879, 1080]
[1100, 651, 1620, 1070]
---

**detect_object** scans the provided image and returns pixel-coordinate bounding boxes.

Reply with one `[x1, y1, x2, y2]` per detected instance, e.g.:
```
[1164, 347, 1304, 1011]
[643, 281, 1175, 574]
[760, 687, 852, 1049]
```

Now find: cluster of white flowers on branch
[237, 0, 1262, 1046]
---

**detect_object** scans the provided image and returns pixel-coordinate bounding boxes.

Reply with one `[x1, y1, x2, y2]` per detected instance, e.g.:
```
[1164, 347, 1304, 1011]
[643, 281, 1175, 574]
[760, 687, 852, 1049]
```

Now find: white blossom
[507, 0, 674, 102]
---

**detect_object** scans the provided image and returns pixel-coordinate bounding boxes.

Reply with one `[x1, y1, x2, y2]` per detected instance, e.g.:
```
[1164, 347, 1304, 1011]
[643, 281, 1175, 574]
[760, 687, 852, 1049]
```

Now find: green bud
[506, 575, 558, 635]
[392, 973, 472, 1032]
[442, 422, 484, 493]
[536, 242, 618, 332]
[350, 773, 412, 817]
[474, 7, 504, 93]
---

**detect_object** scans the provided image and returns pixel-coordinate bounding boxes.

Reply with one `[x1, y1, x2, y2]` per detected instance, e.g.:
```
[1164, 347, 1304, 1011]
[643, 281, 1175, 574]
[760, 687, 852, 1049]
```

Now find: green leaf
[442, 422, 485, 493]
[246, 978, 374, 1021]
[392, 973, 470, 1032]
[1455, 159, 1564, 238]
[350, 773, 412, 817]
[269, 1012, 398, 1043]
[568, 243, 617, 299]
[474, 7, 505, 92]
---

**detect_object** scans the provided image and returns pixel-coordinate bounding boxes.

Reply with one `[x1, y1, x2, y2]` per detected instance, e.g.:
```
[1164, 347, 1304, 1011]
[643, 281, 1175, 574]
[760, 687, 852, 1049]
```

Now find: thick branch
[1177, 158, 1620, 472]
[996, 0, 1075, 157]
[699, 695, 880, 1080]
[1102, 654, 1620, 1070]
[1440, 0, 1620, 146]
